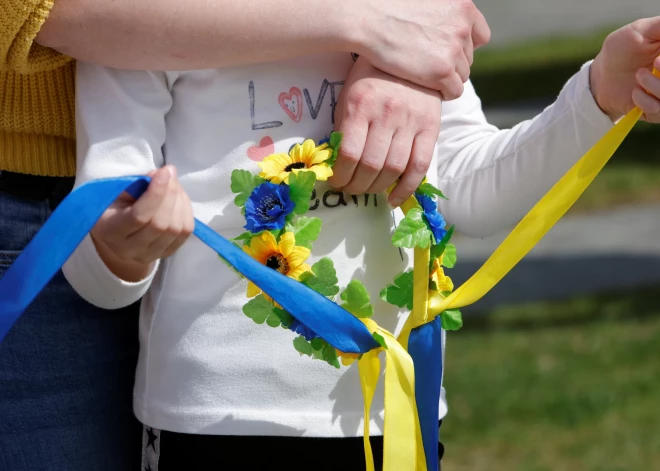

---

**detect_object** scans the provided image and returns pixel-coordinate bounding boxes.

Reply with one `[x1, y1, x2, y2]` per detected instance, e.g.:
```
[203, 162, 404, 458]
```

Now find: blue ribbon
[408, 316, 443, 471]
[0, 176, 378, 355]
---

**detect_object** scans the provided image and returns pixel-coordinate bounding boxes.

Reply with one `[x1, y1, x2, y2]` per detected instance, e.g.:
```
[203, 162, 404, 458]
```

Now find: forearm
[437, 62, 614, 238]
[36, 0, 357, 70]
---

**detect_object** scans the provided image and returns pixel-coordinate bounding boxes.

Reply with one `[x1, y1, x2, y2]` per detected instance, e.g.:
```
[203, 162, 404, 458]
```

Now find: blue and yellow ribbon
[0, 66, 656, 471]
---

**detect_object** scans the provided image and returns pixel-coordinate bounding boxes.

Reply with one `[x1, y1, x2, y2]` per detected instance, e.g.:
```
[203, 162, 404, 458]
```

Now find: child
[63, 20, 660, 468]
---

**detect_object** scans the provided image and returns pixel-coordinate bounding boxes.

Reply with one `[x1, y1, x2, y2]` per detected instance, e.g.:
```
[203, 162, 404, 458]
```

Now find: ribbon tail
[382, 337, 420, 471]
[358, 350, 381, 471]
[408, 317, 443, 471]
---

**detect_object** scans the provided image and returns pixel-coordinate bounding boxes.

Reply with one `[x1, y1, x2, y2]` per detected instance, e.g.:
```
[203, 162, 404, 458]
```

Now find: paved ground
[452, 204, 660, 312]
[474, 0, 658, 45]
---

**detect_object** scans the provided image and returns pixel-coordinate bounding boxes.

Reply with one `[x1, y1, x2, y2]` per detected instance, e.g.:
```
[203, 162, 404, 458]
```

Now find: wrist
[90, 233, 154, 283]
[589, 58, 622, 122]
[330, 1, 372, 57]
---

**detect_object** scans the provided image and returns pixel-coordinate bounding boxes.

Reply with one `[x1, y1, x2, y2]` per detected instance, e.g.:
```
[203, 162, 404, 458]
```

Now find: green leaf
[340, 280, 374, 318]
[310, 337, 325, 351]
[285, 216, 322, 249]
[429, 225, 456, 269]
[293, 336, 314, 356]
[233, 232, 253, 242]
[289, 171, 316, 215]
[266, 315, 281, 327]
[321, 343, 341, 369]
[416, 182, 448, 200]
[372, 332, 388, 350]
[231, 170, 264, 207]
[242, 295, 282, 327]
[242, 295, 273, 324]
[299, 258, 340, 297]
[326, 132, 343, 167]
[380, 270, 414, 310]
[442, 244, 457, 268]
[441, 309, 463, 331]
[392, 208, 432, 249]
[273, 307, 295, 327]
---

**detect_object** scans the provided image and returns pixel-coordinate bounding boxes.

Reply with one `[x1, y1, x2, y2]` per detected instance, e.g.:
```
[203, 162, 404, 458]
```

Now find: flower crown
[228, 133, 461, 368]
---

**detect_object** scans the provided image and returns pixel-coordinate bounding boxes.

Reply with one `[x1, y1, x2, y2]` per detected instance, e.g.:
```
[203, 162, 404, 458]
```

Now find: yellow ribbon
[428, 71, 657, 317]
[360, 65, 658, 471]
[356, 320, 422, 471]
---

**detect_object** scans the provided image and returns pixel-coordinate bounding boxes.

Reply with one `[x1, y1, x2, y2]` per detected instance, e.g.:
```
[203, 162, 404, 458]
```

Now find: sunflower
[258, 139, 333, 184]
[430, 254, 454, 293]
[243, 231, 311, 298]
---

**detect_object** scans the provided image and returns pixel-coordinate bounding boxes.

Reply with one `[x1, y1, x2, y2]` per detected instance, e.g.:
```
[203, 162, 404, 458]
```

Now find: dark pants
[143, 424, 444, 470]
[0, 173, 142, 471]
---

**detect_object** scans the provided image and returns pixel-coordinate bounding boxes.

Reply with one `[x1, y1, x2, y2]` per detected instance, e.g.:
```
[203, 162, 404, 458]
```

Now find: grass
[441, 286, 660, 471]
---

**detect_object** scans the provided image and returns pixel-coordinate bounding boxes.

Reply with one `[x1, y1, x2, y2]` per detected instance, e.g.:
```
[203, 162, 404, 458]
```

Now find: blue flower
[415, 192, 447, 242]
[244, 182, 295, 233]
[288, 319, 318, 341]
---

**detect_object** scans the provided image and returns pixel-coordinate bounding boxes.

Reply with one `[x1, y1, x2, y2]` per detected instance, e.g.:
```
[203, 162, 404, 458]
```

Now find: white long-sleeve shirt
[63, 53, 612, 437]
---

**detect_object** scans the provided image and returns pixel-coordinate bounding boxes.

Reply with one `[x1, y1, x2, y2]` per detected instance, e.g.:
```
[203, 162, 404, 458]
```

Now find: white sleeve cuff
[62, 234, 159, 310]
[570, 60, 615, 133]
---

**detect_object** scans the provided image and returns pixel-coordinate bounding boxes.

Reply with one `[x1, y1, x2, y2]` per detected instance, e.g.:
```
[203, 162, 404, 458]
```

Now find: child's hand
[590, 17, 660, 122]
[90, 166, 194, 282]
[331, 57, 442, 207]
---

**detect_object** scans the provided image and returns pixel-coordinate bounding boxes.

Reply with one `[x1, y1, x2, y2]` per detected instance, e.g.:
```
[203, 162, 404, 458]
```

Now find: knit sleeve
[0, 0, 72, 73]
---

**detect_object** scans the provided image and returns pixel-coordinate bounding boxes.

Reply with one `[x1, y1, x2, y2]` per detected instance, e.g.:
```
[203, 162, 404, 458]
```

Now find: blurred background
[441, 2, 660, 470]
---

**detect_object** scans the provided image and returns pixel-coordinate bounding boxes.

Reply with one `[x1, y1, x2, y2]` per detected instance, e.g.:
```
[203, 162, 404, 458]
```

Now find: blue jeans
[0, 189, 142, 470]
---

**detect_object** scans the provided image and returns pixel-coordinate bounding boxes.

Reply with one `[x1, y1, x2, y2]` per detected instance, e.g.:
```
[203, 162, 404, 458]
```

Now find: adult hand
[590, 17, 660, 122]
[331, 58, 442, 207]
[90, 166, 194, 281]
[353, 0, 490, 99]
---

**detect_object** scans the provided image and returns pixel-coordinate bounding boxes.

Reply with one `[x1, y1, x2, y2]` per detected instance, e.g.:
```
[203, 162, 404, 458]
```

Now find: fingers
[330, 106, 369, 189]
[95, 165, 194, 265]
[455, 53, 471, 86]
[388, 130, 437, 207]
[367, 130, 415, 195]
[123, 166, 173, 236]
[470, 6, 492, 49]
[631, 16, 660, 40]
[128, 169, 182, 263]
[437, 70, 465, 101]
[162, 190, 195, 259]
[464, 31, 475, 67]
[342, 124, 394, 195]
[635, 67, 660, 123]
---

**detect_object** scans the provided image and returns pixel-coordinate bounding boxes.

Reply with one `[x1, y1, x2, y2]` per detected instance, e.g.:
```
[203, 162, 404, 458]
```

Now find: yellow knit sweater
[1, 0, 75, 176]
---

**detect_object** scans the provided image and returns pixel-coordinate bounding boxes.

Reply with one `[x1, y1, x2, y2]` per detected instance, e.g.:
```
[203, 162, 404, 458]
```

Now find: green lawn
[441, 287, 660, 471]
